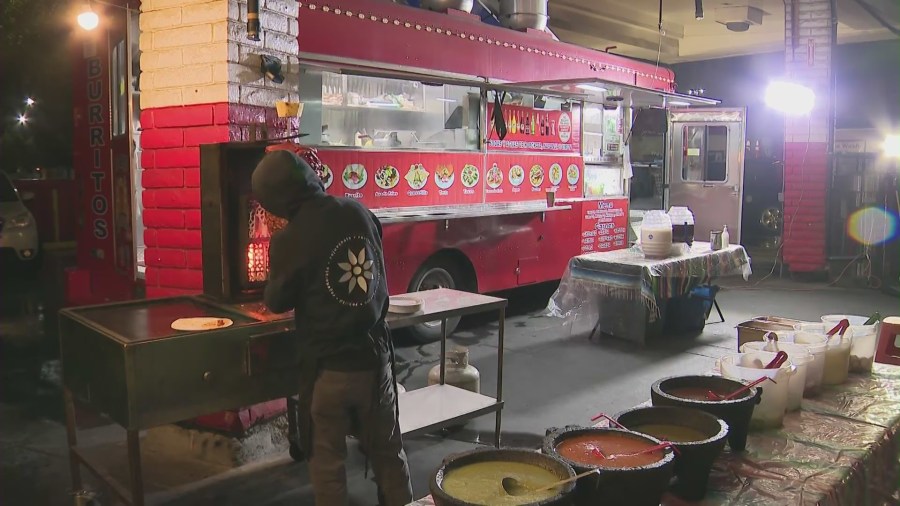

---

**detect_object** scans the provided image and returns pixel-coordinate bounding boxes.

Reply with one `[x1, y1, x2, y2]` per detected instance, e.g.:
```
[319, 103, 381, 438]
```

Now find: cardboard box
[751, 316, 807, 328]
[736, 320, 797, 350]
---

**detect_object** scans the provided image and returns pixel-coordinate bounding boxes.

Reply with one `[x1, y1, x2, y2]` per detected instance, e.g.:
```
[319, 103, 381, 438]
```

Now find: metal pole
[440, 319, 447, 385]
[495, 307, 506, 448]
[126, 430, 145, 506]
[63, 387, 83, 491]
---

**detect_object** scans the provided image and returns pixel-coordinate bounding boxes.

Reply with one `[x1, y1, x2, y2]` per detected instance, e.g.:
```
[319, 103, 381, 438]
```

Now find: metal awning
[488, 78, 720, 107]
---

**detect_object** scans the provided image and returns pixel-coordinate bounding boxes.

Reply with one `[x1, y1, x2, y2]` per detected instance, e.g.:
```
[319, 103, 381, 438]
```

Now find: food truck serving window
[299, 68, 481, 151]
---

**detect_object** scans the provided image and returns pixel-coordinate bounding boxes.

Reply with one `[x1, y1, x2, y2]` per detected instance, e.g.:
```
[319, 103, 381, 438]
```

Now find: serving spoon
[502, 469, 600, 496]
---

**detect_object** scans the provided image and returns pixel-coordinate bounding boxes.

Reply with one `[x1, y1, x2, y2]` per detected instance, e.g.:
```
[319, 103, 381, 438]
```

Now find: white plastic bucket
[821, 315, 879, 374]
[719, 351, 794, 429]
[768, 332, 827, 395]
[798, 328, 853, 386]
[741, 341, 812, 411]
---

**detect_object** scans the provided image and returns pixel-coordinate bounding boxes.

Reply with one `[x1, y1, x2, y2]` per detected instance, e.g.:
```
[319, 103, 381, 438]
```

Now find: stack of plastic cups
[741, 339, 813, 411]
[821, 314, 879, 374]
[719, 350, 794, 429]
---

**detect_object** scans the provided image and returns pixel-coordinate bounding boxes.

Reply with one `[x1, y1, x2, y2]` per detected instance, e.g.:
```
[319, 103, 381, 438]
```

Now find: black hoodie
[252, 150, 389, 369]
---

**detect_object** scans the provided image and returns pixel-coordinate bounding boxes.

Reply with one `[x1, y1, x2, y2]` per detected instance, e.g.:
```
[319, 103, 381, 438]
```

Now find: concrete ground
[1, 251, 897, 506]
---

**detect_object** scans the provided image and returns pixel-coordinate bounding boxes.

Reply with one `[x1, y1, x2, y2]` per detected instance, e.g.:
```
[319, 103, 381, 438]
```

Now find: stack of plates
[389, 296, 423, 314]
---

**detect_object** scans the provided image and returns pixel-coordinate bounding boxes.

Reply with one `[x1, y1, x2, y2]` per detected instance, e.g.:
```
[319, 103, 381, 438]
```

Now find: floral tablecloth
[409, 364, 900, 506]
[547, 242, 751, 344]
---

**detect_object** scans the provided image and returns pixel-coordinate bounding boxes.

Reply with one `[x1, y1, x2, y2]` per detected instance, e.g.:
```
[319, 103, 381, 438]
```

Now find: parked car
[0, 173, 40, 268]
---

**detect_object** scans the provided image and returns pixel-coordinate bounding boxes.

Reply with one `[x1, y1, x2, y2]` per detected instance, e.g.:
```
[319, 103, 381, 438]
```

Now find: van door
[667, 108, 746, 244]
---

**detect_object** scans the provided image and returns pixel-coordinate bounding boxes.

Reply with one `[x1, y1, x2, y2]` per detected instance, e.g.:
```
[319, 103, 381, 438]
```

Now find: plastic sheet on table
[547, 242, 751, 338]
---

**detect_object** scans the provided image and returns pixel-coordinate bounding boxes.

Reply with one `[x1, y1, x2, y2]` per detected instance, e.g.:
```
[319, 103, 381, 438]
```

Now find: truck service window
[300, 69, 481, 151]
[682, 125, 728, 183]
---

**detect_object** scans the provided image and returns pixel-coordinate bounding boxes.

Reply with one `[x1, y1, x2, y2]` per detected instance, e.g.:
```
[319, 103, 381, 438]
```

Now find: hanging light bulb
[77, 4, 100, 30]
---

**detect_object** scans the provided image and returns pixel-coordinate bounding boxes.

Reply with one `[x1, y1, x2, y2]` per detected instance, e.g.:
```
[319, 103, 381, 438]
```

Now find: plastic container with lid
[797, 327, 853, 386]
[740, 340, 812, 411]
[640, 211, 674, 259]
[667, 206, 695, 245]
[821, 315, 880, 373]
[719, 351, 794, 429]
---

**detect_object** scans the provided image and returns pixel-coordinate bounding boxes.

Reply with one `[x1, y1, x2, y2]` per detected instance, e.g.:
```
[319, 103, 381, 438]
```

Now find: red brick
[184, 168, 200, 188]
[145, 266, 160, 287]
[141, 150, 156, 169]
[186, 250, 203, 268]
[144, 229, 158, 247]
[143, 209, 185, 228]
[140, 110, 155, 129]
[185, 209, 202, 229]
[154, 105, 214, 128]
[230, 104, 267, 125]
[184, 126, 230, 146]
[214, 103, 230, 125]
[142, 189, 156, 208]
[145, 248, 186, 268]
[156, 229, 202, 249]
[158, 268, 203, 289]
[142, 129, 184, 149]
[146, 188, 200, 209]
[142, 169, 184, 188]
[155, 148, 200, 169]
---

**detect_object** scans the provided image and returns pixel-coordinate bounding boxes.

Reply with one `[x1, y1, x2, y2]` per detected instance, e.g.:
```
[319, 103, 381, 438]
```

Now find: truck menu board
[580, 198, 629, 253]
[317, 149, 584, 208]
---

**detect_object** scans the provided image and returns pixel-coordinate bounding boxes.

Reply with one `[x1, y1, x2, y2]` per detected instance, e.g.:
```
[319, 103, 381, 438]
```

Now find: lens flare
[847, 207, 899, 246]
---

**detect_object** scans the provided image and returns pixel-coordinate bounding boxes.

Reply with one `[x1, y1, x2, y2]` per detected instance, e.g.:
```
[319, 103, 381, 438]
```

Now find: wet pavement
[1, 251, 898, 505]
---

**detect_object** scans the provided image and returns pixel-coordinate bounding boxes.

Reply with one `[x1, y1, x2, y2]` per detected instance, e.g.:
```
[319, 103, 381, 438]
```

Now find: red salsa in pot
[667, 386, 750, 401]
[555, 432, 664, 468]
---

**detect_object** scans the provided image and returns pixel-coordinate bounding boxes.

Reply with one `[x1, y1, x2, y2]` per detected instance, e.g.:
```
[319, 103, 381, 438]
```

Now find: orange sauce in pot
[555, 432, 664, 469]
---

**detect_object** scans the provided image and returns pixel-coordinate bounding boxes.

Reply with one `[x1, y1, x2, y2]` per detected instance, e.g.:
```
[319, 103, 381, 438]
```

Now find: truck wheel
[406, 261, 464, 344]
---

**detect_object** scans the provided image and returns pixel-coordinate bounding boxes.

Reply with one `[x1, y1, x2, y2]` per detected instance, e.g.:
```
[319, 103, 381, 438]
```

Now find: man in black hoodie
[251, 147, 413, 506]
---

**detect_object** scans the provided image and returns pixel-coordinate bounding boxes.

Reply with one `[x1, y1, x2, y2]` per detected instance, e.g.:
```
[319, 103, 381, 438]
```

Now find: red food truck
[67, 0, 734, 343]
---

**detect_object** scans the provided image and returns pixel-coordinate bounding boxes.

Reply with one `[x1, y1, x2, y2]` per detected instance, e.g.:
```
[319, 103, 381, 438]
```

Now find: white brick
[240, 84, 289, 107]
[259, 8, 290, 34]
[182, 83, 230, 105]
[153, 24, 213, 49]
[228, 83, 241, 103]
[228, 0, 244, 22]
[233, 58, 265, 85]
[227, 20, 264, 46]
[264, 30, 297, 54]
[140, 8, 183, 30]
[150, 64, 214, 88]
[182, 43, 227, 65]
[182, 1, 229, 25]
[227, 42, 240, 63]
[142, 88, 184, 109]
[263, 0, 298, 17]
[141, 48, 184, 71]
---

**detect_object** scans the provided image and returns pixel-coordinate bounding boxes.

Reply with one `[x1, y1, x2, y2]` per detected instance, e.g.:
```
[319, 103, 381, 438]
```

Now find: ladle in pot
[501, 469, 600, 496]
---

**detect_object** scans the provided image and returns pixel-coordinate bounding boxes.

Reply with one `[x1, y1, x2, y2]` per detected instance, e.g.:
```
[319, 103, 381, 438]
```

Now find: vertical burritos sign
[77, 39, 113, 268]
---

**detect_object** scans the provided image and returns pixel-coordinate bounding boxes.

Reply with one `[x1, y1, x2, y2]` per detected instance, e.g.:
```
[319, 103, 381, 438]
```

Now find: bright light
[77, 7, 99, 30]
[25, 97, 35, 107]
[765, 81, 815, 115]
[16, 114, 28, 125]
[847, 207, 898, 246]
[883, 134, 900, 158]
[577, 84, 608, 93]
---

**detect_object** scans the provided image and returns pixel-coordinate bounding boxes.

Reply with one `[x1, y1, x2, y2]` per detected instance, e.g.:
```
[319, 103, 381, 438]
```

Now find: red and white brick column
[139, 0, 299, 298]
[781, 0, 833, 273]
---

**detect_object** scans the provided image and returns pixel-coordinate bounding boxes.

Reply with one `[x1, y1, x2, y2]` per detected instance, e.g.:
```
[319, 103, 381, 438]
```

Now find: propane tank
[427, 347, 480, 393]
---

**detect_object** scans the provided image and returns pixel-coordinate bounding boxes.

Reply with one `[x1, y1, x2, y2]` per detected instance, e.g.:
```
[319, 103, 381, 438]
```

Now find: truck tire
[405, 260, 465, 344]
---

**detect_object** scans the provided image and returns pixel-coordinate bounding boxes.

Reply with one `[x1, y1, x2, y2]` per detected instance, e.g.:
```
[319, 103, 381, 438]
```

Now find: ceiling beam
[551, 0, 686, 39]
[550, 17, 680, 57]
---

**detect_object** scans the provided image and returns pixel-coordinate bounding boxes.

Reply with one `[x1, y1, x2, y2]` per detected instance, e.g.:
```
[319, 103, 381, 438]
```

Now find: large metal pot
[499, 0, 549, 31]
[420, 0, 474, 12]
[430, 448, 576, 506]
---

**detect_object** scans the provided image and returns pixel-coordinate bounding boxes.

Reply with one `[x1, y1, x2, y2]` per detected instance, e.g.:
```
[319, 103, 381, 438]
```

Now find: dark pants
[309, 361, 413, 506]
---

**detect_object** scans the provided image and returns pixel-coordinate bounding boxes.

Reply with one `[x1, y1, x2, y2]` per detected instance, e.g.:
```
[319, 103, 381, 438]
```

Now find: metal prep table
[60, 288, 506, 506]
